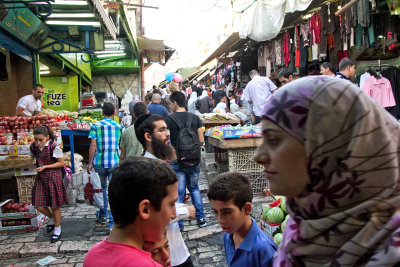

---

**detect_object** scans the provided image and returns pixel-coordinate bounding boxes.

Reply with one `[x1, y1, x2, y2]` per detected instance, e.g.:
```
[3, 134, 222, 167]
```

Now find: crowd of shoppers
[81, 57, 400, 266]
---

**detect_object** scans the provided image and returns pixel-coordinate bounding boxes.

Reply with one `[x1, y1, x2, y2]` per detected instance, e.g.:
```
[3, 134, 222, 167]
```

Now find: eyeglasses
[154, 128, 170, 134]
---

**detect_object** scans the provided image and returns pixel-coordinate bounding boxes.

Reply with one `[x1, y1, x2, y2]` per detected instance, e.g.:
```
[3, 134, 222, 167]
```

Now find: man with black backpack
[165, 91, 207, 230]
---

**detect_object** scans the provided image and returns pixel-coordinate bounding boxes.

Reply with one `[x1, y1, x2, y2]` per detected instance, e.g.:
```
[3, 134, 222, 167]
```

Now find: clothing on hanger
[363, 75, 396, 108]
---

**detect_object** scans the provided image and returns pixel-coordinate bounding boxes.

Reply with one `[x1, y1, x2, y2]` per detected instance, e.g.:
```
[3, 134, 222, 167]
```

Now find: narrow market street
[0, 155, 271, 267]
[2, 0, 399, 266]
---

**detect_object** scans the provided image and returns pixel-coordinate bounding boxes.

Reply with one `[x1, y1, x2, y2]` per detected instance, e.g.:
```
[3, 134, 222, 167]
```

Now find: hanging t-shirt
[359, 72, 371, 91]
[363, 76, 396, 107]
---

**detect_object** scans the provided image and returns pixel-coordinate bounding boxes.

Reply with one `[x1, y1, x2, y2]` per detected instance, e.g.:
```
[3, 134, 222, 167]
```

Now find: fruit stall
[199, 112, 241, 128]
[205, 124, 267, 194]
[0, 110, 101, 207]
[260, 195, 290, 247]
[198, 112, 241, 153]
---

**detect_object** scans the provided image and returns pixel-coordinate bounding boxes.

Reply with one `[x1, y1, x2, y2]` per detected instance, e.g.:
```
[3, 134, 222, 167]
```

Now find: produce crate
[214, 147, 228, 164]
[0, 213, 46, 233]
[16, 175, 36, 203]
[246, 171, 269, 195]
[259, 215, 281, 238]
[204, 137, 214, 153]
[216, 162, 229, 173]
[0, 199, 37, 219]
[228, 148, 263, 172]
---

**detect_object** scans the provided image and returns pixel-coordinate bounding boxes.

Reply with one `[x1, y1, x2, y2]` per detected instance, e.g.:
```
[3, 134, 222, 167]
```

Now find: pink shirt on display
[83, 238, 162, 267]
[363, 76, 396, 108]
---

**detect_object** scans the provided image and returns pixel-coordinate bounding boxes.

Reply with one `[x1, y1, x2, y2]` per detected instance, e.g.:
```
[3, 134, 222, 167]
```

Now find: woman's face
[254, 120, 310, 197]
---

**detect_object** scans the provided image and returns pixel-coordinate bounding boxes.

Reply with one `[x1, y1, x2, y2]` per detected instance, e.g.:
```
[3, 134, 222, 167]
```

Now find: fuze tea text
[46, 93, 66, 106]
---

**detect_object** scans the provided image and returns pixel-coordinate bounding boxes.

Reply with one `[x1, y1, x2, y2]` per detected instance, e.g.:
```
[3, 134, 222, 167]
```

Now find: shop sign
[0, 3, 44, 44]
[41, 76, 79, 111]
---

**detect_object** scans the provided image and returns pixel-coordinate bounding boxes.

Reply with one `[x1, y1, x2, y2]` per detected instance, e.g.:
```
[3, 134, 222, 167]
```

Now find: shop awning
[195, 69, 210, 82]
[43, 0, 117, 39]
[91, 57, 140, 75]
[138, 37, 175, 65]
[189, 69, 208, 83]
[200, 32, 241, 67]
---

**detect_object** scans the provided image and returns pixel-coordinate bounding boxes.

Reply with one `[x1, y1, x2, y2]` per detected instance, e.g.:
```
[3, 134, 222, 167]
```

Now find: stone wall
[67, 171, 85, 205]
[91, 74, 140, 99]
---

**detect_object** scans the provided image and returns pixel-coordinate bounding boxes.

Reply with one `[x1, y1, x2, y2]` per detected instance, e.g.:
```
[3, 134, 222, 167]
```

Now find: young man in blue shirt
[207, 172, 277, 267]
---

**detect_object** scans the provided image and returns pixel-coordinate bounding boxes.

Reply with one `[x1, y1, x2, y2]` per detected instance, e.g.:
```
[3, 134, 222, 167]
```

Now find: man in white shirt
[244, 70, 277, 124]
[134, 114, 196, 267]
[16, 84, 44, 117]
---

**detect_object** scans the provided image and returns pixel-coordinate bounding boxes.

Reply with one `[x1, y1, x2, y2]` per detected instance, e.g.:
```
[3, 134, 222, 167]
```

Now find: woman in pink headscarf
[254, 76, 400, 266]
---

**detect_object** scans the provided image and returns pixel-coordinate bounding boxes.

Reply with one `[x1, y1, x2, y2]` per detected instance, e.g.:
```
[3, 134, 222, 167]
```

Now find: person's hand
[264, 187, 273, 198]
[248, 100, 253, 104]
[32, 158, 36, 165]
[186, 205, 196, 220]
[87, 164, 92, 174]
[36, 166, 46, 172]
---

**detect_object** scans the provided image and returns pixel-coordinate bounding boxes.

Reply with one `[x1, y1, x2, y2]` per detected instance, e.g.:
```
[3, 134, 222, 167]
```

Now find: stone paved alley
[0, 153, 272, 267]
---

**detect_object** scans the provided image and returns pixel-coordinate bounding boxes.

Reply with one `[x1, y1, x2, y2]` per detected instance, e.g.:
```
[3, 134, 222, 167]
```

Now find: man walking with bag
[87, 102, 123, 231]
[165, 92, 207, 231]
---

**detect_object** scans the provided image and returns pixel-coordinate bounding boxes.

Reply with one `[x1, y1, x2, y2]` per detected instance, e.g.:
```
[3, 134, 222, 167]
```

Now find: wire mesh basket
[246, 171, 269, 195]
[228, 148, 263, 172]
[16, 175, 35, 203]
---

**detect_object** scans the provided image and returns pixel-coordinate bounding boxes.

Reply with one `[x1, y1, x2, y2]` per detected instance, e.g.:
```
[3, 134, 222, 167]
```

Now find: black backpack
[169, 113, 201, 168]
[195, 98, 201, 110]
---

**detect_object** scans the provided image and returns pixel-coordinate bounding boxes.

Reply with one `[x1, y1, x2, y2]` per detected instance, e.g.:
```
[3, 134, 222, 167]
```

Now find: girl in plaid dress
[30, 126, 67, 243]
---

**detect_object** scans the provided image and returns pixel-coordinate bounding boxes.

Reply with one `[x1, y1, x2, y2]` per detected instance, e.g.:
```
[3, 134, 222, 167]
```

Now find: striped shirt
[89, 118, 124, 168]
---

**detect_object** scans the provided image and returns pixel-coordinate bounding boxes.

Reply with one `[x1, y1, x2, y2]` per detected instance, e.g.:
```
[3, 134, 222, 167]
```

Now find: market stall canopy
[158, 66, 201, 87]
[237, 0, 329, 41]
[42, 0, 117, 39]
[194, 69, 210, 82]
[138, 37, 175, 65]
[200, 32, 241, 67]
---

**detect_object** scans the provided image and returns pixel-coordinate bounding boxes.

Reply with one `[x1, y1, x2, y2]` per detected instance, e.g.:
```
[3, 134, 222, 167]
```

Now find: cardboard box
[252, 127, 262, 137]
[0, 199, 37, 219]
[0, 145, 7, 155]
[7, 145, 18, 155]
[14, 165, 37, 176]
[17, 145, 31, 155]
[0, 213, 46, 233]
[212, 129, 224, 140]
[223, 128, 253, 139]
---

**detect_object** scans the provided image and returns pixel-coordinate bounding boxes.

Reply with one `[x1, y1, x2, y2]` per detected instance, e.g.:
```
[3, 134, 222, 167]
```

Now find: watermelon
[281, 215, 290, 232]
[281, 218, 287, 232]
[273, 233, 283, 246]
[262, 206, 271, 221]
[280, 196, 287, 213]
[266, 207, 285, 224]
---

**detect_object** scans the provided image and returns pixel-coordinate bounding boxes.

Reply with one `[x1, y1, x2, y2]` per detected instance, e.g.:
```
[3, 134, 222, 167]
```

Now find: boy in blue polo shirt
[207, 172, 277, 267]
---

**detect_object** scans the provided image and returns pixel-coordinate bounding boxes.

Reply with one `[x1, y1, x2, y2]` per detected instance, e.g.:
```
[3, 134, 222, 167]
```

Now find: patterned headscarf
[261, 76, 400, 266]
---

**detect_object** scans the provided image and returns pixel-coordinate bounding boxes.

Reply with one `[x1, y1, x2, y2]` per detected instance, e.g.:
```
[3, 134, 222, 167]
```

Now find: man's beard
[151, 135, 177, 162]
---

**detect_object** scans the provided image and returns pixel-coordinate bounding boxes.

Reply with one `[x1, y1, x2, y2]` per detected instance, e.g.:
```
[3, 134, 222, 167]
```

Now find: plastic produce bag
[83, 171, 104, 209]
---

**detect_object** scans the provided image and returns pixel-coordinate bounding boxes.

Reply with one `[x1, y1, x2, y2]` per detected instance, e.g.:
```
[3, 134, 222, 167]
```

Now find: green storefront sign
[0, 3, 49, 48]
[41, 76, 79, 111]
